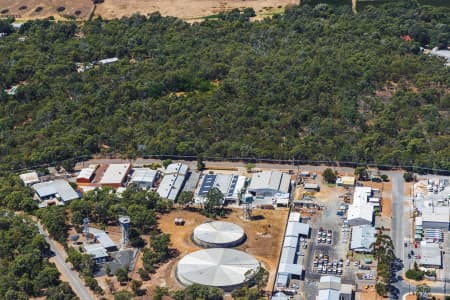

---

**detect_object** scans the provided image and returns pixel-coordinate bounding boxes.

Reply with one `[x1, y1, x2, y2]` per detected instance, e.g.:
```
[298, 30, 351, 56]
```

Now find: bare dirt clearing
[0, 0, 298, 21]
[145, 208, 289, 295]
[0, 0, 93, 20]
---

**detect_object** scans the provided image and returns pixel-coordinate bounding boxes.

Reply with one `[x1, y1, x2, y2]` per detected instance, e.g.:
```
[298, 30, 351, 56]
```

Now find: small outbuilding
[19, 171, 40, 186]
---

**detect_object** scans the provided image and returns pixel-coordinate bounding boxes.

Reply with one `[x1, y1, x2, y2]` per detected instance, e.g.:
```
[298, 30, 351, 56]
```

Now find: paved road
[390, 175, 450, 299]
[37, 223, 94, 300]
[391, 173, 406, 260]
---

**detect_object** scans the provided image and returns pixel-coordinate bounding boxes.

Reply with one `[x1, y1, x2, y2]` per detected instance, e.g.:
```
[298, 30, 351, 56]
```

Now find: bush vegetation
[0, 2, 447, 173]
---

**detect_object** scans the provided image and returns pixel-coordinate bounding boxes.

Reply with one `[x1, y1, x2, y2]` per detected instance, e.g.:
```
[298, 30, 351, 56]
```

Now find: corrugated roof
[318, 289, 340, 300]
[288, 212, 301, 223]
[84, 243, 109, 259]
[157, 173, 185, 201]
[420, 244, 442, 266]
[275, 274, 289, 288]
[77, 168, 95, 180]
[130, 168, 158, 185]
[89, 228, 116, 249]
[283, 236, 298, 248]
[350, 225, 376, 252]
[248, 171, 290, 193]
[319, 275, 341, 291]
[341, 176, 355, 186]
[271, 292, 290, 300]
[347, 203, 374, 224]
[279, 246, 296, 264]
[278, 263, 302, 275]
[165, 163, 188, 176]
[19, 171, 39, 185]
[286, 222, 310, 237]
[33, 180, 79, 202]
[99, 164, 130, 185]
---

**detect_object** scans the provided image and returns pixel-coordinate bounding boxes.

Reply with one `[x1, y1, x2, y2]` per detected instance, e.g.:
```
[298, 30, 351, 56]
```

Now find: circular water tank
[193, 221, 245, 248]
[176, 248, 260, 290]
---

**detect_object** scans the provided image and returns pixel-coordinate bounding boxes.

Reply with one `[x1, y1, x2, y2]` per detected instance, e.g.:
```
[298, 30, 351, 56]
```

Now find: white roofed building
[347, 186, 375, 226]
[98, 57, 118, 65]
[76, 168, 96, 184]
[318, 276, 354, 300]
[129, 168, 158, 190]
[165, 163, 188, 176]
[157, 163, 188, 201]
[32, 180, 80, 204]
[195, 173, 246, 204]
[248, 171, 291, 199]
[84, 244, 109, 263]
[275, 212, 307, 289]
[419, 243, 442, 268]
[99, 164, 131, 188]
[19, 171, 40, 186]
[350, 225, 376, 253]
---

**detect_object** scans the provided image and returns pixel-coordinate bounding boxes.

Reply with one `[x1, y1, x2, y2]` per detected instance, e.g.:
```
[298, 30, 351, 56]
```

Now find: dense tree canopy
[0, 211, 77, 299]
[0, 1, 448, 172]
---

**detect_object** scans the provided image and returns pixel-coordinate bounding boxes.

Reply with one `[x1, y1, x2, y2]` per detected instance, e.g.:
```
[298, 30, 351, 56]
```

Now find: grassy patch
[203, 14, 221, 20]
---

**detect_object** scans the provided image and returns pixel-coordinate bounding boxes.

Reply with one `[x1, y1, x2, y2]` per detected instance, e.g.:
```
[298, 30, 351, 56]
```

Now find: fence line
[5, 154, 450, 175]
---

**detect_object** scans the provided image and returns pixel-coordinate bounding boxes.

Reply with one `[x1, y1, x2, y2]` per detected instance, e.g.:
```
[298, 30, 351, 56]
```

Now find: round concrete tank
[176, 248, 260, 291]
[193, 221, 245, 248]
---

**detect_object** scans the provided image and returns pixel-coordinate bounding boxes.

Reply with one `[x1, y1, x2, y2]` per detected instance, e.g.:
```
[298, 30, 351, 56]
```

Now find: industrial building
[165, 163, 188, 176]
[89, 227, 118, 252]
[193, 221, 245, 248]
[421, 205, 450, 231]
[318, 276, 354, 300]
[128, 168, 158, 190]
[419, 243, 442, 269]
[248, 171, 291, 198]
[275, 212, 307, 289]
[32, 180, 80, 205]
[176, 248, 260, 291]
[336, 176, 355, 187]
[350, 225, 376, 253]
[19, 171, 39, 186]
[99, 164, 131, 188]
[304, 183, 320, 192]
[347, 187, 375, 226]
[195, 173, 246, 204]
[157, 163, 188, 201]
[76, 167, 96, 184]
[84, 244, 109, 263]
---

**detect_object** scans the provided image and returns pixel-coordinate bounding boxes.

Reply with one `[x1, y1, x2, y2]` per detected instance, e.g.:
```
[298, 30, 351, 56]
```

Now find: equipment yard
[146, 208, 289, 294]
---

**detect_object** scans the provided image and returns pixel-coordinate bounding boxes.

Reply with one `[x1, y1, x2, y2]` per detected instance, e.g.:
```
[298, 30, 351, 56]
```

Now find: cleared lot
[0, 0, 298, 20]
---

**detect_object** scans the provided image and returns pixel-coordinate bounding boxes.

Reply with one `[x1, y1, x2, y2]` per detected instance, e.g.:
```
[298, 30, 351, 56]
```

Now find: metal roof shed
[286, 222, 310, 237]
[99, 164, 131, 187]
[288, 212, 301, 222]
[420, 245, 442, 268]
[157, 173, 185, 201]
[33, 180, 80, 203]
[129, 168, 158, 189]
[279, 246, 296, 264]
[19, 171, 39, 186]
[283, 236, 298, 248]
[350, 225, 376, 253]
[165, 163, 188, 176]
[278, 263, 303, 276]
